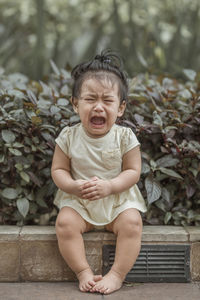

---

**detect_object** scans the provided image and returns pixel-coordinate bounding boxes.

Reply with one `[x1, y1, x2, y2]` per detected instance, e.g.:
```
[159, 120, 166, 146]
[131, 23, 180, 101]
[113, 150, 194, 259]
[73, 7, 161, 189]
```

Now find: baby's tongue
[91, 117, 105, 125]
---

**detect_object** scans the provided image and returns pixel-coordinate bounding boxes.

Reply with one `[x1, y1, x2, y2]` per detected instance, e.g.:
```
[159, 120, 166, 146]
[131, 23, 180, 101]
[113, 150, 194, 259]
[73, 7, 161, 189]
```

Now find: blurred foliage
[0, 64, 200, 226]
[0, 0, 200, 79]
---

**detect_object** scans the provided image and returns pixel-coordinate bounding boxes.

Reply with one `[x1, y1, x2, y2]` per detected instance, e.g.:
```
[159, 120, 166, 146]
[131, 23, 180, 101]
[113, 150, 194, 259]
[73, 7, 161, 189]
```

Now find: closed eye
[104, 99, 114, 102]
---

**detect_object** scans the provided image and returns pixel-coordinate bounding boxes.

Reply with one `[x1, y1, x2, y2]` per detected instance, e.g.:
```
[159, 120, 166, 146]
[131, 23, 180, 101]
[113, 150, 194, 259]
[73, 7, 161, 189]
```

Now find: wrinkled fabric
[54, 123, 147, 225]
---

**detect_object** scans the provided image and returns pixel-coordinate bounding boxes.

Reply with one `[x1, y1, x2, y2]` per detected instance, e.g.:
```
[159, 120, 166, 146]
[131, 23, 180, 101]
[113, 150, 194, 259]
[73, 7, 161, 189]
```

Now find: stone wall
[0, 226, 199, 282]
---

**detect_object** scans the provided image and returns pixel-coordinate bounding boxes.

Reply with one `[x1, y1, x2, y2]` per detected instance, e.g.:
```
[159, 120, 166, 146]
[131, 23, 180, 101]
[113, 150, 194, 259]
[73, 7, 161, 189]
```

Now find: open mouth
[90, 116, 106, 126]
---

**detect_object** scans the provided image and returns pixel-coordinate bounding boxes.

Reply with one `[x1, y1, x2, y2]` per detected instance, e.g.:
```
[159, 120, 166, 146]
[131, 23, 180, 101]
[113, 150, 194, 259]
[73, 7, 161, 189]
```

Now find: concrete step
[0, 226, 200, 282]
[0, 282, 200, 300]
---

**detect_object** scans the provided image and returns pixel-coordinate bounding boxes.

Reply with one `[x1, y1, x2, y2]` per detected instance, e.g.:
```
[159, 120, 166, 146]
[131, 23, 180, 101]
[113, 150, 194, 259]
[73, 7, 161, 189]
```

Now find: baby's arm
[81, 146, 141, 200]
[110, 145, 141, 194]
[51, 145, 86, 197]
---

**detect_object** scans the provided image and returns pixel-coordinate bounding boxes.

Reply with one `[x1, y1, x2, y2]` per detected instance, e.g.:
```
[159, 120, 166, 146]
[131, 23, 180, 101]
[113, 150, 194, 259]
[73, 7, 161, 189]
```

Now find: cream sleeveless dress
[54, 123, 147, 225]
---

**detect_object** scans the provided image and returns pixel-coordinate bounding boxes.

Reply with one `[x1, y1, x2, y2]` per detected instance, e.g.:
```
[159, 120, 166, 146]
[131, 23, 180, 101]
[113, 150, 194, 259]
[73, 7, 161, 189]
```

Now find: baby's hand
[81, 177, 112, 201]
[72, 179, 88, 198]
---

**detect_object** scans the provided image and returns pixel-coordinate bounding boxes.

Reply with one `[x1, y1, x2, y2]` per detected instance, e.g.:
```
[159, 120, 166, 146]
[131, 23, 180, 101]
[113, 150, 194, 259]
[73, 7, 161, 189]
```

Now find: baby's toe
[94, 284, 104, 292]
[103, 288, 111, 295]
[86, 282, 93, 291]
[88, 280, 95, 287]
[93, 275, 102, 281]
[99, 286, 109, 294]
[79, 285, 85, 292]
[79, 282, 91, 292]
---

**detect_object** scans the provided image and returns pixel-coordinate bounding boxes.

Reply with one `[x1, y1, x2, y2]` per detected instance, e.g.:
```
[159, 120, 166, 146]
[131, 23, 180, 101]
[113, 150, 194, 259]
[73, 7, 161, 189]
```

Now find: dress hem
[55, 202, 147, 226]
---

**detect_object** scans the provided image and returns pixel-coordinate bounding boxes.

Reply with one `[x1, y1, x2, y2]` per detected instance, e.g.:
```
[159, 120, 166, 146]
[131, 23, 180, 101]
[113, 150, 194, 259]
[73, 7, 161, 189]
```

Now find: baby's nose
[93, 102, 104, 111]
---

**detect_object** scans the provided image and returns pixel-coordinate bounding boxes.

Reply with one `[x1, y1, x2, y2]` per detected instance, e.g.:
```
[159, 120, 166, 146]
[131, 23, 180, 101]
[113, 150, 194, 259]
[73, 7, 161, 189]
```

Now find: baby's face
[73, 77, 126, 138]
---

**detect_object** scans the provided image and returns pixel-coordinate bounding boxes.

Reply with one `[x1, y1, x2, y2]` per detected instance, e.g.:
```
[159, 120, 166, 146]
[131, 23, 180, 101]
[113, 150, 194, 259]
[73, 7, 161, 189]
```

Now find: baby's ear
[117, 100, 126, 117]
[71, 96, 79, 114]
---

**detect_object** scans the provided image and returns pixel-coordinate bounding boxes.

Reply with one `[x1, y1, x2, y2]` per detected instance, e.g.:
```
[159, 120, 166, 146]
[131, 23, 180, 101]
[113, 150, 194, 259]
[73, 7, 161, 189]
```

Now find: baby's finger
[82, 181, 96, 189]
[82, 190, 98, 200]
[90, 176, 98, 181]
[82, 183, 97, 194]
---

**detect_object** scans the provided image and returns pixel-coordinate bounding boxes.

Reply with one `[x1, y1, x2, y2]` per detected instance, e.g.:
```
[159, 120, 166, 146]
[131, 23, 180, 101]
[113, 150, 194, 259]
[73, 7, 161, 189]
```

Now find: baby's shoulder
[113, 124, 139, 152]
[58, 123, 81, 137]
[114, 124, 133, 137]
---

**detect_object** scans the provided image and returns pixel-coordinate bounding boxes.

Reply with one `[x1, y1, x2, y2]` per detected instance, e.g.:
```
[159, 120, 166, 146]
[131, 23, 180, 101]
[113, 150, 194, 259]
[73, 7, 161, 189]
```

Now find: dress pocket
[102, 149, 122, 170]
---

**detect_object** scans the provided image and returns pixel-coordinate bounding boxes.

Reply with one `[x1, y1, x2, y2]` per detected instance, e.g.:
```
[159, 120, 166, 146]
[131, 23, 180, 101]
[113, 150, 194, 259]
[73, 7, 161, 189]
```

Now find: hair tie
[103, 58, 111, 64]
[94, 54, 102, 61]
[94, 54, 111, 64]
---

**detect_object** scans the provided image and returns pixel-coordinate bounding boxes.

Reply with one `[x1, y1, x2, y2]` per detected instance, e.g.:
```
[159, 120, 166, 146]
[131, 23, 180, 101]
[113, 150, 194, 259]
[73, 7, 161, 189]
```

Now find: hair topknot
[71, 49, 129, 102]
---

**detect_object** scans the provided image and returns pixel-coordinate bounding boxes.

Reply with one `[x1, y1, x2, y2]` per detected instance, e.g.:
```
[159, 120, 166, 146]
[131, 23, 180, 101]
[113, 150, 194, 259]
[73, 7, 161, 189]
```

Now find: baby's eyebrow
[83, 93, 96, 97]
[103, 94, 115, 97]
[82, 93, 115, 98]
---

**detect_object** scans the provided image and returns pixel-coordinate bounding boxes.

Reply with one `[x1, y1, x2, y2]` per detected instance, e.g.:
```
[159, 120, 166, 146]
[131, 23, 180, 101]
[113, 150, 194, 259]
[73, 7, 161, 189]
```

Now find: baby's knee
[56, 212, 76, 238]
[120, 210, 142, 237]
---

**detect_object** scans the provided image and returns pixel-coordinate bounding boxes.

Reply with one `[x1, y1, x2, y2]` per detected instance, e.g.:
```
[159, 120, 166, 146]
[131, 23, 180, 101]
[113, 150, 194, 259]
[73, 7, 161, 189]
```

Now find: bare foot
[77, 268, 102, 292]
[90, 270, 124, 294]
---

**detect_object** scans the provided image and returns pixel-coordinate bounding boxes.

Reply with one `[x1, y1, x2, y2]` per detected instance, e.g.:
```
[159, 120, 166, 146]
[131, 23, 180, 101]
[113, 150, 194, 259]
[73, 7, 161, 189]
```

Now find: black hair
[71, 49, 129, 103]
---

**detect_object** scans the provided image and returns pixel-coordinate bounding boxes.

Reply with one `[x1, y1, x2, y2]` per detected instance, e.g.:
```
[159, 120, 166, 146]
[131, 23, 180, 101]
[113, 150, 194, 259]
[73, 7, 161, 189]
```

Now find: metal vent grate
[103, 244, 190, 282]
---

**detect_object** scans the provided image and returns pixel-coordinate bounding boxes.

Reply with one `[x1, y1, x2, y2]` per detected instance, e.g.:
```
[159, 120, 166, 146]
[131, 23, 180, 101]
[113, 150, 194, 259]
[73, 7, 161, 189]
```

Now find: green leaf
[159, 167, 183, 179]
[194, 215, 200, 221]
[164, 212, 172, 224]
[189, 167, 198, 177]
[153, 111, 163, 127]
[8, 72, 28, 83]
[27, 89, 37, 105]
[178, 89, 191, 99]
[50, 59, 60, 76]
[39, 82, 52, 96]
[20, 171, 30, 183]
[60, 86, 69, 96]
[155, 199, 166, 212]
[1, 188, 19, 199]
[2, 129, 16, 143]
[173, 211, 185, 220]
[35, 187, 48, 208]
[16, 198, 29, 218]
[141, 162, 150, 174]
[70, 115, 80, 123]
[50, 105, 61, 115]
[15, 163, 23, 171]
[8, 148, 22, 156]
[13, 142, 24, 148]
[36, 197, 48, 208]
[0, 154, 5, 163]
[57, 98, 69, 106]
[183, 69, 196, 81]
[145, 175, 162, 204]
[134, 114, 144, 126]
[162, 187, 170, 203]
[27, 171, 42, 187]
[150, 159, 157, 171]
[137, 52, 148, 68]
[8, 89, 25, 99]
[156, 155, 179, 168]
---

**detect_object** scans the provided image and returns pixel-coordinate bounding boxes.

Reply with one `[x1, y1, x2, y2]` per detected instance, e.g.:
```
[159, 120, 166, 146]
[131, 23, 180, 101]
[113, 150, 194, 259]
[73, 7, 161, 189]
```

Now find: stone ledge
[185, 227, 200, 242]
[1, 225, 198, 242]
[0, 226, 21, 241]
[0, 225, 200, 282]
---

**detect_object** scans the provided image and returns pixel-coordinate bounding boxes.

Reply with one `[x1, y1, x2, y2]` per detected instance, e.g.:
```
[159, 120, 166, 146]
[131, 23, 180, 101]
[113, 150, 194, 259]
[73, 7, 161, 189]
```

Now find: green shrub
[0, 63, 77, 225]
[0, 65, 200, 226]
[124, 71, 200, 226]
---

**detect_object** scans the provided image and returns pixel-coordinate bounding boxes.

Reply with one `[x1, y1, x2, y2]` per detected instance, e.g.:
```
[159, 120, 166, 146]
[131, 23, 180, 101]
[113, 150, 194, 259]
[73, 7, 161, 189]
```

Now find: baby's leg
[56, 207, 102, 292]
[91, 208, 142, 294]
